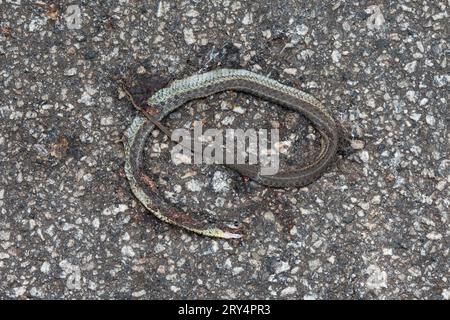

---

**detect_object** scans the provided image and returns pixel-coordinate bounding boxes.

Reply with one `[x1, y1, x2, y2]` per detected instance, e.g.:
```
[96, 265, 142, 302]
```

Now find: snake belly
[124, 69, 340, 239]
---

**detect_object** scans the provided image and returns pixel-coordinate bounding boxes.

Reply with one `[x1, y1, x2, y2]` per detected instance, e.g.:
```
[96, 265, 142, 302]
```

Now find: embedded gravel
[0, 1, 449, 299]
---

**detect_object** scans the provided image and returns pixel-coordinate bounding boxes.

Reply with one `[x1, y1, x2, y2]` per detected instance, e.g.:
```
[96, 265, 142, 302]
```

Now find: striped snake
[124, 69, 341, 239]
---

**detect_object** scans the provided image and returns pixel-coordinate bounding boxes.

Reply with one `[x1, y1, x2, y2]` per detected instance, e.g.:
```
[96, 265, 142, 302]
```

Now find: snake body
[124, 69, 340, 239]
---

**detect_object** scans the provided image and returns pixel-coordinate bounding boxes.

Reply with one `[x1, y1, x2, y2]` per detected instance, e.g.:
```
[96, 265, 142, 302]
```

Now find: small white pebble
[280, 287, 297, 297]
[185, 9, 199, 17]
[264, 211, 275, 222]
[92, 218, 100, 229]
[404, 60, 417, 73]
[121, 245, 135, 257]
[351, 140, 365, 150]
[371, 195, 381, 205]
[12, 287, 26, 297]
[64, 68, 77, 76]
[0, 230, 10, 241]
[136, 66, 146, 74]
[290, 226, 298, 236]
[132, 290, 146, 298]
[100, 116, 114, 126]
[232, 267, 244, 275]
[410, 113, 421, 122]
[222, 116, 235, 125]
[359, 150, 370, 163]
[419, 98, 429, 106]
[232, 106, 245, 114]
[442, 289, 450, 300]
[426, 232, 442, 240]
[296, 24, 309, 35]
[186, 179, 203, 192]
[435, 180, 446, 191]
[283, 68, 297, 75]
[275, 261, 290, 274]
[183, 28, 196, 45]
[262, 30, 271, 39]
[170, 286, 180, 293]
[40, 262, 50, 274]
[332, 50, 341, 63]
[425, 115, 436, 126]
[308, 259, 321, 271]
[242, 13, 253, 25]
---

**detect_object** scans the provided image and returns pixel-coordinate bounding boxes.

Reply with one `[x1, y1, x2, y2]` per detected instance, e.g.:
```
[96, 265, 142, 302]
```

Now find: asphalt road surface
[0, 1, 448, 299]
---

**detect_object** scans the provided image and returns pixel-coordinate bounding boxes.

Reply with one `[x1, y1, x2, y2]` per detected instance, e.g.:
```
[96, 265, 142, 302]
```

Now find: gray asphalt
[0, 1, 449, 299]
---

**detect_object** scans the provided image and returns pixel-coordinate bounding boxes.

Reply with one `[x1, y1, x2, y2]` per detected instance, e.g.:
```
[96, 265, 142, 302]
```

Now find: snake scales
[124, 69, 340, 239]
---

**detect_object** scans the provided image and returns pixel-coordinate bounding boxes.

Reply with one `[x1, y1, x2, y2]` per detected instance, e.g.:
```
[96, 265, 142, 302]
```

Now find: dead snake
[124, 69, 340, 239]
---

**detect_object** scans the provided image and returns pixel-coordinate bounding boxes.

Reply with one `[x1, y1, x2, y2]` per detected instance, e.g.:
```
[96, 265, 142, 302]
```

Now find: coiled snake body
[124, 69, 340, 239]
